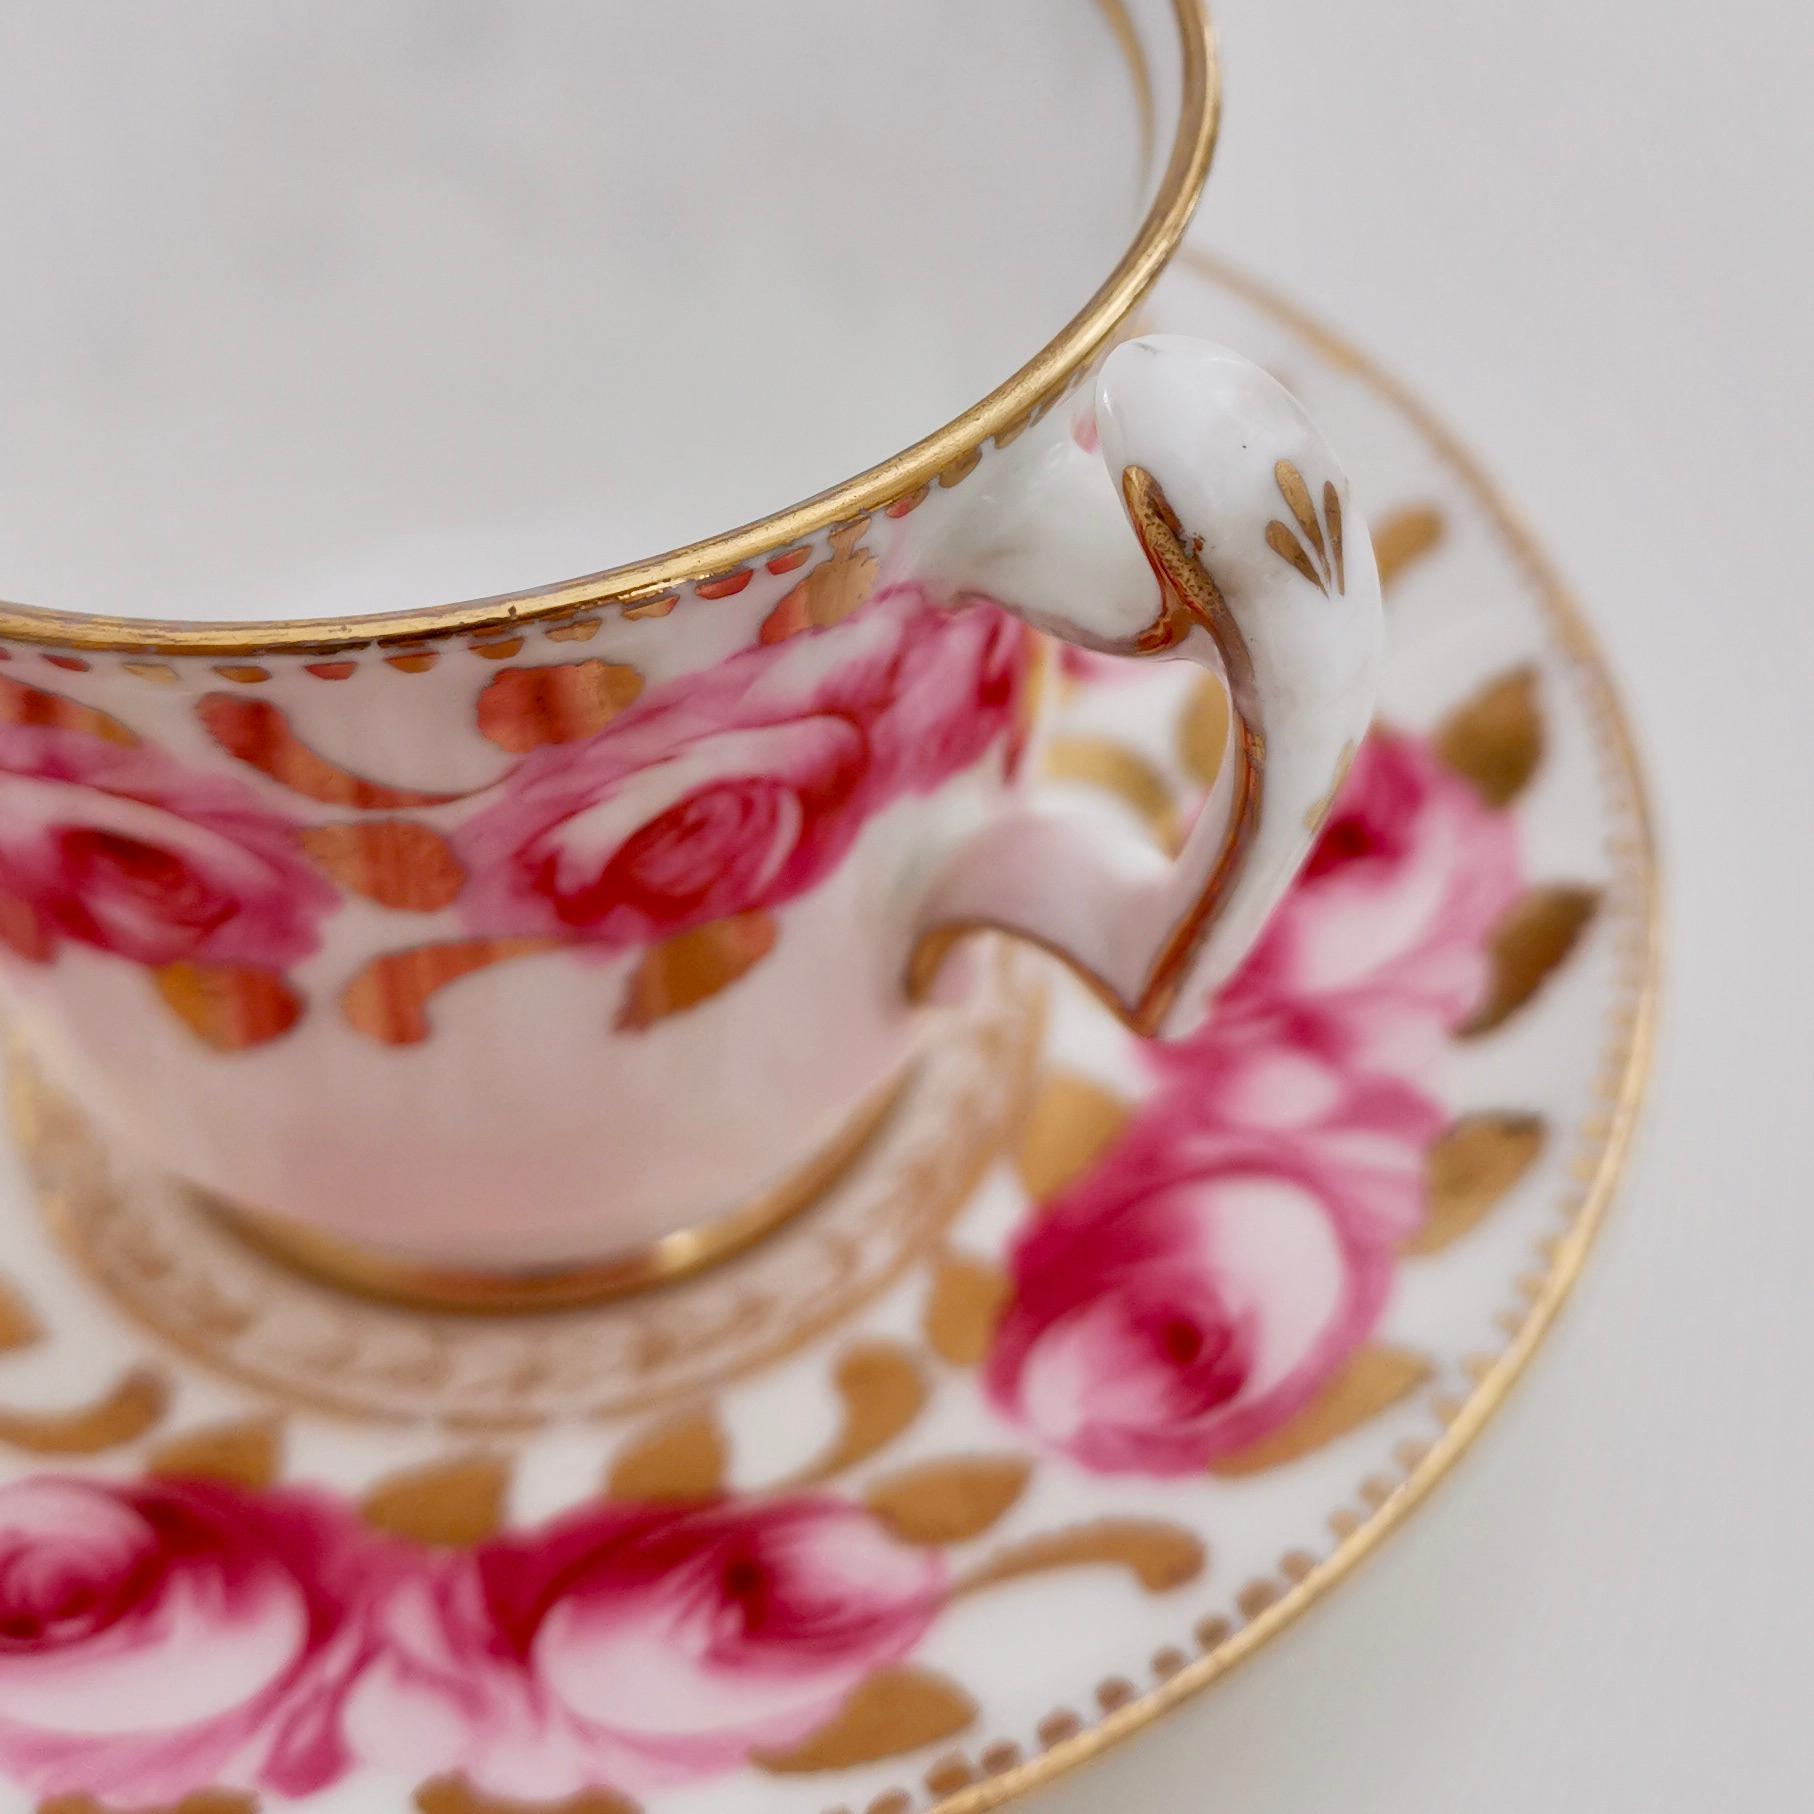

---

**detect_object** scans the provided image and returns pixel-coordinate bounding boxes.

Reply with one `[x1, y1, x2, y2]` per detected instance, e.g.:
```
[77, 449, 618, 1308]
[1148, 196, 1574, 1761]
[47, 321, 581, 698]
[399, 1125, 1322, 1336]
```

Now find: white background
[1038, 3, 1814, 1811]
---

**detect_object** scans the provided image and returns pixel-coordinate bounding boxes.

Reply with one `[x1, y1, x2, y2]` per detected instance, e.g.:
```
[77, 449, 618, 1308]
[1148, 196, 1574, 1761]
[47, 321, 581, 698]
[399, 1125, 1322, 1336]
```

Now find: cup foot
[8, 945, 1043, 1420]
[202, 1071, 909, 1313]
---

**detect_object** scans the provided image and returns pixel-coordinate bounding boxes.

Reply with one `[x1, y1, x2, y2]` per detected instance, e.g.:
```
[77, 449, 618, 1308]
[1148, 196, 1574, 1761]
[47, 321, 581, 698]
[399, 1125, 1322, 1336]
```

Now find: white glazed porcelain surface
[0, 0, 1145, 619]
[0, 261, 1654, 1814]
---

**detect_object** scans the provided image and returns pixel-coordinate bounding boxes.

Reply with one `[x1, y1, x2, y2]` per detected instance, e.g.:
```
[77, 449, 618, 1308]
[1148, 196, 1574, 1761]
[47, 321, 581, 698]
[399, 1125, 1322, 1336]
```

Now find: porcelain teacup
[0, 0, 1379, 1302]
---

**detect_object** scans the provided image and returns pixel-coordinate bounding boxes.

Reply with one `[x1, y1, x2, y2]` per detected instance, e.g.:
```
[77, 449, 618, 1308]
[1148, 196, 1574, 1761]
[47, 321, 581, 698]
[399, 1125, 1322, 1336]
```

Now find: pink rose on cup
[986, 1081, 1432, 1474]
[1175, 729, 1520, 1073]
[454, 587, 1028, 949]
[0, 724, 334, 970]
[0, 1476, 382, 1805]
[348, 1496, 945, 1800]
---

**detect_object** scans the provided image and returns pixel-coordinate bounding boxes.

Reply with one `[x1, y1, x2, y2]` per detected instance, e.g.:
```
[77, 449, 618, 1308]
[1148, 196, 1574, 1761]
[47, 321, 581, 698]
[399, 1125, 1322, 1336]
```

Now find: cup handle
[906, 336, 1384, 1038]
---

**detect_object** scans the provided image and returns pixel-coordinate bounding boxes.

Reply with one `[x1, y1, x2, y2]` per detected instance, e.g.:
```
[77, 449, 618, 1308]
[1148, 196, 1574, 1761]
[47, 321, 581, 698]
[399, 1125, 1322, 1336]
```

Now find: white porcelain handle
[908, 335, 1383, 1038]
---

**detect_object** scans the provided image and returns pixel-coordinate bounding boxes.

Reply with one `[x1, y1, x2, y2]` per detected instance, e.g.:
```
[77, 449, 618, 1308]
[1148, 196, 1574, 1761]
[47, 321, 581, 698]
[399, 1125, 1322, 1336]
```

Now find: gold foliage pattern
[1434, 665, 1543, 807]
[604, 1409, 727, 1503]
[865, 1456, 1031, 1546]
[1461, 887, 1600, 1036]
[1014, 1072, 1133, 1204]
[1208, 1347, 1433, 1477]
[0, 1366, 168, 1455]
[1409, 1115, 1547, 1255]
[751, 1667, 978, 1774]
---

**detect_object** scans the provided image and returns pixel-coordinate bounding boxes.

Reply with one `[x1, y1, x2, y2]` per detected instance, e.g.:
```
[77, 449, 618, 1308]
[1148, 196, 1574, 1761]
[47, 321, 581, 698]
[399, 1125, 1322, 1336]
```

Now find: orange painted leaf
[1433, 666, 1543, 807]
[751, 1667, 977, 1773]
[1461, 886, 1600, 1036]
[956, 1518, 1206, 1597]
[477, 660, 645, 753]
[922, 1252, 1011, 1367]
[787, 1343, 929, 1487]
[0, 674, 136, 745]
[341, 938, 558, 1045]
[0, 1366, 169, 1454]
[301, 820, 467, 911]
[758, 526, 878, 644]
[154, 963, 303, 1050]
[1209, 1345, 1432, 1477]
[413, 1778, 638, 1814]
[616, 913, 777, 1030]
[362, 1453, 509, 1547]
[146, 1418, 284, 1489]
[865, 1455, 1031, 1545]
[1370, 503, 1445, 590]
[197, 694, 464, 809]
[605, 1408, 727, 1502]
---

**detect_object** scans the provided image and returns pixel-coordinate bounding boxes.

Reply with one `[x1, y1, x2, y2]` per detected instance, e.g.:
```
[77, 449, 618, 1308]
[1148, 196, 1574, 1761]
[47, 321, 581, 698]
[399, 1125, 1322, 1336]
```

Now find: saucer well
[0, 258, 1655, 1814]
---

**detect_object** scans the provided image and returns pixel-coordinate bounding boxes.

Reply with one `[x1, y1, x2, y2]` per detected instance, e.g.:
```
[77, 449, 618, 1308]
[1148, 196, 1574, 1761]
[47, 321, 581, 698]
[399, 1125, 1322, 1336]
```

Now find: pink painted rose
[0, 1476, 384, 1805]
[1171, 729, 1521, 1073]
[0, 723, 334, 969]
[454, 586, 1028, 949]
[986, 1066, 1438, 1474]
[348, 1497, 945, 1800]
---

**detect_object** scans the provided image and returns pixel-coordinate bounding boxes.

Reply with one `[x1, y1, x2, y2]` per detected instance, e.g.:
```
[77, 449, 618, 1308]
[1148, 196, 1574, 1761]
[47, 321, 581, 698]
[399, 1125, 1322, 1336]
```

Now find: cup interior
[0, 1, 1167, 622]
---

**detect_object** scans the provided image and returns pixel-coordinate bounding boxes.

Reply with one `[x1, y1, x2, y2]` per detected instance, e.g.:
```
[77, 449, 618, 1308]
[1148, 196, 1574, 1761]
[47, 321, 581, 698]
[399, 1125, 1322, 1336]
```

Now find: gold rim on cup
[0, 0, 1219, 656]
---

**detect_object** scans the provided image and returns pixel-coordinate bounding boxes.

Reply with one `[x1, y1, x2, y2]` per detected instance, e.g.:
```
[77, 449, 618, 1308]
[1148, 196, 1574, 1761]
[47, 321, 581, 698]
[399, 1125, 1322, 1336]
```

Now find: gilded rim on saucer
[0, 0, 1219, 656]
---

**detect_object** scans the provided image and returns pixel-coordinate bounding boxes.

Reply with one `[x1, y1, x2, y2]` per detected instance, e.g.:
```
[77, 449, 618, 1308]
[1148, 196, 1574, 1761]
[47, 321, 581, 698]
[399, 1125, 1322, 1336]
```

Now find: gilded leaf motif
[1177, 671, 1231, 787]
[154, 962, 303, 1050]
[361, 1453, 509, 1546]
[1434, 666, 1543, 806]
[1461, 886, 1600, 1036]
[605, 1408, 727, 1502]
[865, 1455, 1031, 1545]
[788, 1343, 928, 1485]
[414, 1778, 638, 1814]
[1042, 738, 1182, 853]
[0, 1275, 41, 1353]
[0, 674, 137, 745]
[923, 1253, 1011, 1367]
[146, 1418, 284, 1489]
[1407, 1114, 1546, 1255]
[1015, 1071, 1133, 1204]
[197, 695, 465, 809]
[300, 820, 466, 911]
[341, 937, 560, 1045]
[759, 524, 879, 643]
[1369, 503, 1445, 590]
[616, 913, 778, 1031]
[956, 1518, 1206, 1597]
[42, 1793, 259, 1814]
[1208, 1346, 1432, 1477]
[0, 1366, 169, 1454]
[751, 1666, 978, 1773]
[477, 660, 645, 753]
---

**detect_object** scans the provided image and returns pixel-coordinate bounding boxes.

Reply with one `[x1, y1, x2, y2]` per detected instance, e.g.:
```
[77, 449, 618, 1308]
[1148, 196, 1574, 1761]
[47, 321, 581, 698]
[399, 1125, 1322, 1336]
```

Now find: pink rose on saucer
[0, 724, 334, 969]
[1177, 729, 1520, 1072]
[986, 1097, 1426, 1475]
[0, 1477, 380, 1805]
[454, 587, 1027, 950]
[348, 1497, 945, 1800]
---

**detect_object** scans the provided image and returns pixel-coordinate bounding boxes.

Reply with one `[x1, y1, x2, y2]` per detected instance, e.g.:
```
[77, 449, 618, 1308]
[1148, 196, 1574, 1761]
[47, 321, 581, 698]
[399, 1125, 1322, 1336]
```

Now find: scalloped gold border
[901, 251, 1661, 1814]
[0, 1, 1217, 657]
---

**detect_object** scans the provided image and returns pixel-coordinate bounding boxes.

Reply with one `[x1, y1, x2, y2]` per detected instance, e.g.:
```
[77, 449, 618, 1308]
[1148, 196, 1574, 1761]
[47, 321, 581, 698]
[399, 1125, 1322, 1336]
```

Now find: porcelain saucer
[0, 257, 1655, 1814]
